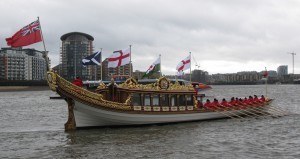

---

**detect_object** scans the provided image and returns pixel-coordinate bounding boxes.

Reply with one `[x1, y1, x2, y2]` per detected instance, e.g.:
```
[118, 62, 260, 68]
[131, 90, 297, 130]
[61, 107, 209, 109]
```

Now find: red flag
[263, 71, 268, 78]
[6, 20, 42, 47]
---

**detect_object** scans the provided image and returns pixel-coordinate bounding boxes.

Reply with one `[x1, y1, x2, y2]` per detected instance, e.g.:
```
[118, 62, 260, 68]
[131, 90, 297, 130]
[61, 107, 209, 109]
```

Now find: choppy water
[0, 85, 300, 159]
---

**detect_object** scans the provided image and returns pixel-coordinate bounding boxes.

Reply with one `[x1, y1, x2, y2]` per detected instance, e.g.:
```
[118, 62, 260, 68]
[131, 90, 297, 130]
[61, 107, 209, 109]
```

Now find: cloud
[1, 0, 300, 75]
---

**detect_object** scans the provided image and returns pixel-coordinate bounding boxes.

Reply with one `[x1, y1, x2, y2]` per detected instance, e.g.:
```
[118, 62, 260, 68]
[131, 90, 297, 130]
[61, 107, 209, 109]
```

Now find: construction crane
[288, 52, 296, 74]
[192, 54, 200, 69]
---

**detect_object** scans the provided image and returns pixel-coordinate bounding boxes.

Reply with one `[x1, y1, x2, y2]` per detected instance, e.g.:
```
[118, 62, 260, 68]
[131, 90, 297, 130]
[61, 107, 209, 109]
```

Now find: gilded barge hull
[47, 72, 272, 130]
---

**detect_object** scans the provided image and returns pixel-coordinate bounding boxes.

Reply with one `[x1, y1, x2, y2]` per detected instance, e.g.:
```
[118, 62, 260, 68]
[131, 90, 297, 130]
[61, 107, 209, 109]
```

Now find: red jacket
[72, 78, 83, 87]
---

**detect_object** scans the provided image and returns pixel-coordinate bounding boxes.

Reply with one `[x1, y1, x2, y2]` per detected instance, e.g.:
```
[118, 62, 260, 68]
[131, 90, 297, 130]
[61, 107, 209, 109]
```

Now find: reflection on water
[0, 85, 300, 158]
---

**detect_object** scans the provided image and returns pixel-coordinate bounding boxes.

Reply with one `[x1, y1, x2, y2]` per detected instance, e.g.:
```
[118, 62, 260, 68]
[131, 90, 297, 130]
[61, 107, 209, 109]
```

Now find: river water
[0, 85, 300, 159]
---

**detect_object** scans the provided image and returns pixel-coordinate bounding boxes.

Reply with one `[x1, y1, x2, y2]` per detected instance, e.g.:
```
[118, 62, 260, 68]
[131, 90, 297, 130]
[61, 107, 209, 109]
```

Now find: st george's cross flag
[107, 48, 130, 68]
[82, 51, 101, 66]
[142, 56, 161, 78]
[6, 19, 42, 47]
[176, 54, 191, 75]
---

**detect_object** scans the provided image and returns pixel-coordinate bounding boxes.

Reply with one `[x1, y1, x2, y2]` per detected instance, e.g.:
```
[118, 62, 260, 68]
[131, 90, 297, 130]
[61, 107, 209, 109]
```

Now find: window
[152, 94, 159, 106]
[171, 95, 177, 106]
[186, 95, 193, 106]
[178, 95, 186, 106]
[144, 94, 150, 106]
[161, 94, 169, 106]
[132, 94, 141, 106]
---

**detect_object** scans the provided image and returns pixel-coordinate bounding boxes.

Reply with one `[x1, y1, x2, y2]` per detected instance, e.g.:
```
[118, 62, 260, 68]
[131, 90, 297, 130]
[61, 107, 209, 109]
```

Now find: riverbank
[0, 86, 50, 92]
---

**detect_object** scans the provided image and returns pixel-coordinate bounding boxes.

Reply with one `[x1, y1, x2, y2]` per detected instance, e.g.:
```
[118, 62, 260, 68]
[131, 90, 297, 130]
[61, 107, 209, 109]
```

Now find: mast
[189, 52, 192, 82]
[37, 17, 49, 71]
[100, 48, 103, 81]
[159, 54, 162, 77]
[129, 45, 132, 77]
[265, 67, 268, 97]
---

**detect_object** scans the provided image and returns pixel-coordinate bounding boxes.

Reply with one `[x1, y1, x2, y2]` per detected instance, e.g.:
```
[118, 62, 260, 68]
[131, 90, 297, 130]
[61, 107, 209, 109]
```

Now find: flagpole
[189, 52, 192, 83]
[37, 17, 49, 71]
[100, 48, 103, 81]
[129, 45, 132, 77]
[265, 67, 268, 97]
[159, 54, 162, 77]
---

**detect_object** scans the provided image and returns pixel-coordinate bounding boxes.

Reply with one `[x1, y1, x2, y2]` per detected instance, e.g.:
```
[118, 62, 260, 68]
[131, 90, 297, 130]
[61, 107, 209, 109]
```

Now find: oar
[211, 105, 244, 119]
[204, 106, 236, 119]
[251, 102, 285, 117]
[245, 104, 280, 118]
[218, 104, 254, 118]
[264, 99, 290, 115]
[229, 103, 267, 117]
[262, 105, 287, 116]
[268, 105, 290, 115]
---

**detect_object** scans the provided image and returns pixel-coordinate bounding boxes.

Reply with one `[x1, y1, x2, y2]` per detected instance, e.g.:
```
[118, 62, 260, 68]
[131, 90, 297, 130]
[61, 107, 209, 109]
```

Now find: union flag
[6, 19, 42, 47]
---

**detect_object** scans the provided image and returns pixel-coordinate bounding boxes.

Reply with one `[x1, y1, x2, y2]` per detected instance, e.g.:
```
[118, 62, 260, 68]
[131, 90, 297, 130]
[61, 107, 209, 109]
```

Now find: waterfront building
[210, 71, 262, 84]
[277, 65, 288, 76]
[101, 58, 132, 81]
[60, 32, 95, 81]
[191, 69, 209, 83]
[132, 70, 146, 80]
[0, 47, 47, 80]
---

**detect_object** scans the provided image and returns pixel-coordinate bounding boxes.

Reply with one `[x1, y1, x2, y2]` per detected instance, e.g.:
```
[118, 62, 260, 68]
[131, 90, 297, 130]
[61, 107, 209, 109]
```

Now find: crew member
[260, 95, 266, 102]
[204, 99, 212, 109]
[229, 97, 236, 106]
[221, 98, 230, 107]
[72, 76, 83, 87]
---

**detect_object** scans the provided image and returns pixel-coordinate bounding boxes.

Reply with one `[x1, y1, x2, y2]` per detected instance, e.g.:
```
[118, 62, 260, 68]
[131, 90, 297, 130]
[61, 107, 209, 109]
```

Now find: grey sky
[1, 0, 299, 75]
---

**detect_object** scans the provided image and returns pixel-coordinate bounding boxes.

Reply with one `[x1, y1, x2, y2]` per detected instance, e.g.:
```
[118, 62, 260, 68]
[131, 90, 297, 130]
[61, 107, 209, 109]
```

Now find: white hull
[73, 101, 243, 127]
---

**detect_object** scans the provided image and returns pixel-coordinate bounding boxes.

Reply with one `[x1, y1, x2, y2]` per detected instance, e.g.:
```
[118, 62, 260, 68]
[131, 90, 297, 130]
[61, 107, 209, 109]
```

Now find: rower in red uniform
[72, 76, 83, 87]
[212, 98, 221, 108]
[221, 98, 230, 107]
[248, 96, 254, 105]
[235, 97, 243, 107]
[253, 95, 260, 102]
[229, 97, 236, 106]
[243, 97, 249, 105]
[204, 99, 212, 109]
[260, 95, 266, 102]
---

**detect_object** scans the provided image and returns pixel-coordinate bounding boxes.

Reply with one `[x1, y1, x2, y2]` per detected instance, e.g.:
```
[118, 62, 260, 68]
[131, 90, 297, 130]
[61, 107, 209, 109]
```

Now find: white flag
[176, 54, 191, 73]
[108, 48, 130, 68]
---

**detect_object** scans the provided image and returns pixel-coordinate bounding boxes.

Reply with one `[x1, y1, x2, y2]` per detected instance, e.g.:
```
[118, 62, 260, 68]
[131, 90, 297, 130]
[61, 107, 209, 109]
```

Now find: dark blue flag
[82, 51, 101, 66]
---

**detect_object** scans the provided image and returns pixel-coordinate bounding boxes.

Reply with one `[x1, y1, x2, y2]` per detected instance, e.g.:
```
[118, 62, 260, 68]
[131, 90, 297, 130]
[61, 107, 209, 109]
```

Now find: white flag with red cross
[108, 48, 130, 68]
[176, 54, 191, 75]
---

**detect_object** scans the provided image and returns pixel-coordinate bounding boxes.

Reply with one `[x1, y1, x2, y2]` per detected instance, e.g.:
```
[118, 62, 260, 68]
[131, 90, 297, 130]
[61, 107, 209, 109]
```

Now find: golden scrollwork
[193, 96, 198, 108]
[119, 76, 195, 91]
[47, 71, 57, 91]
[49, 72, 132, 110]
[96, 82, 107, 90]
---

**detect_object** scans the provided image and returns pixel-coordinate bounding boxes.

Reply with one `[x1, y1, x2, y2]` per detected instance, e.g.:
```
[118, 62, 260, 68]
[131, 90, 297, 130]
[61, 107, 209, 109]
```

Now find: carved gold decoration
[144, 106, 151, 111]
[171, 107, 178, 111]
[47, 71, 57, 91]
[179, 106, 186, 111]
[162, 107, 170, 111]
[153, 106, 161, 111]
[96, 82, 107, 90]
[119, 76, 195, 91]
[133, 106, 142, 111]
[158, 77, 170, 90]
[193, 96, 198, 108]
[48, 72, 132, 110]
[187, 106, 194, 111]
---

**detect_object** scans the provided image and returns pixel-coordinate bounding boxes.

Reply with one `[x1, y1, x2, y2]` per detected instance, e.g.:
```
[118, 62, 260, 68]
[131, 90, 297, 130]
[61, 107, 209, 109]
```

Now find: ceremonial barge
[47, 72, 277, 131]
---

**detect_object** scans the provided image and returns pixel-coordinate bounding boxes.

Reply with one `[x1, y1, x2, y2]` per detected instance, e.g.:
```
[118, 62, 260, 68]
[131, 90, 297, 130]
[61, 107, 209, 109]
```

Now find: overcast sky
[1, 0, 300, 75]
